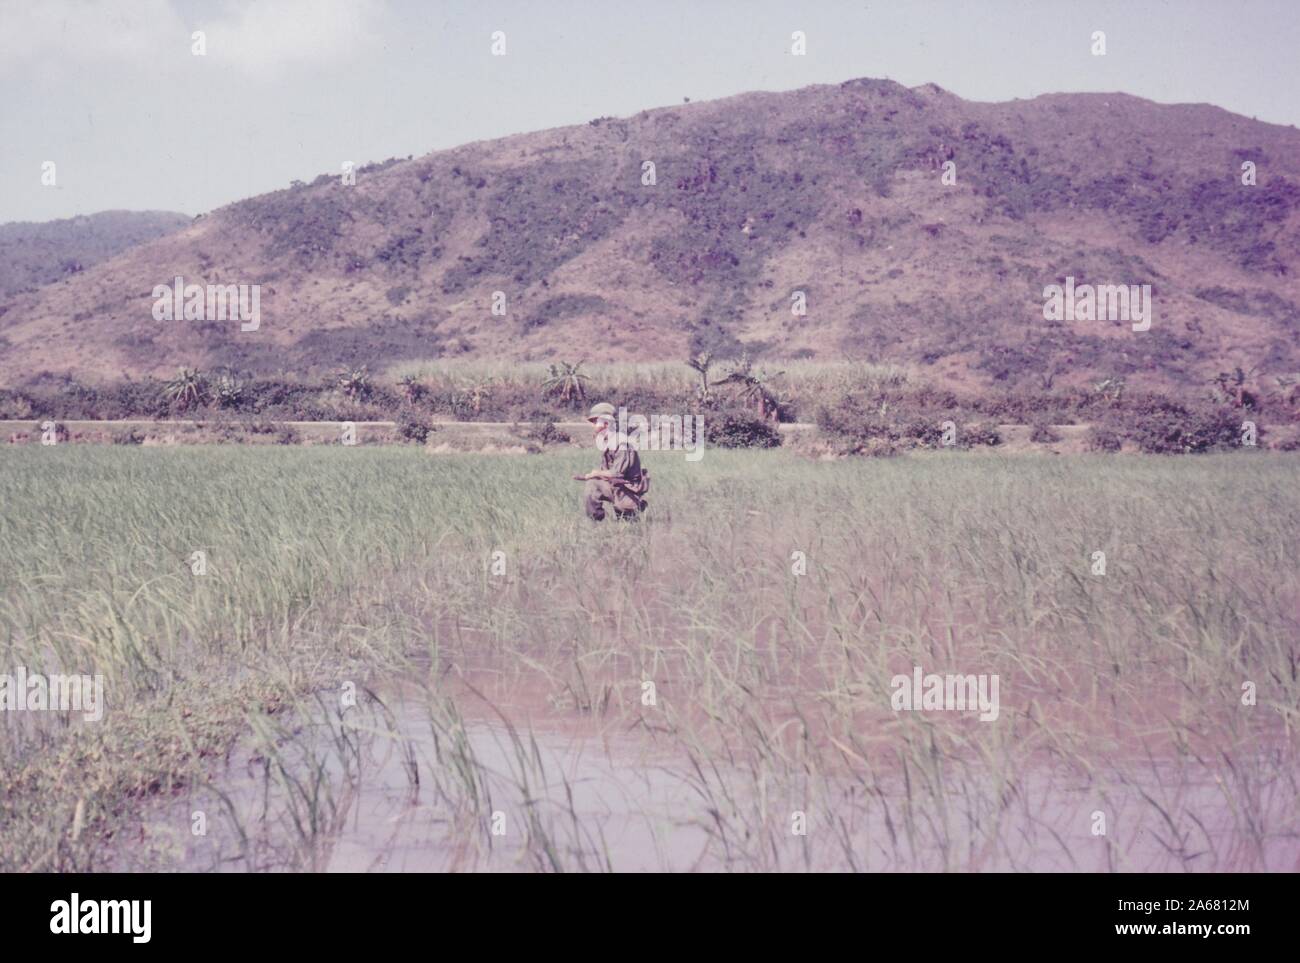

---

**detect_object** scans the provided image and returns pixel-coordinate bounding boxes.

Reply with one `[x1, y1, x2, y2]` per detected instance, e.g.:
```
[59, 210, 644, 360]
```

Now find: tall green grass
[2, 447, 1297, 870]
[384, 358, 912, 392]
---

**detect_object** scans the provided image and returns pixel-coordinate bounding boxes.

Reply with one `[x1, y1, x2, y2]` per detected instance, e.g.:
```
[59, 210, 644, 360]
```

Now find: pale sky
[2, 0, 1297, 223]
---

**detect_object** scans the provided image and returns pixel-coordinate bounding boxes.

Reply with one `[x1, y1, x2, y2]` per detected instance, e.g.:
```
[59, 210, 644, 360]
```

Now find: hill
[1, 79, 1297, 396]
[0, 210, 190, 300]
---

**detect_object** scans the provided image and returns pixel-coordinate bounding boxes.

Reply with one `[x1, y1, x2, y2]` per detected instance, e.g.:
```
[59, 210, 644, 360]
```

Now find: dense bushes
[817, 392, 1001, 452]
[1124, 405, 1243, 454]
[709, 412, 782, 449]
[396, 410, 434, 444]
[1082, 403, 1246, 454]
[0, 374, 412, 422]
[0, 389, 34, 419]
[962, 422, 1003, 447]
[0, 367, 1096, 427]
[0, 364, 1285, 458]
[1086, 425, 1124, 452]
[111, 427, 146, 445]
[522, 422, 571, 446]
[1029, 421, 1061, 443]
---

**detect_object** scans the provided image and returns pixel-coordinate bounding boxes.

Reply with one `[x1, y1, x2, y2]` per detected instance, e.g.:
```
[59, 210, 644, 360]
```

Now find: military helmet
[586, 402, 616, 424]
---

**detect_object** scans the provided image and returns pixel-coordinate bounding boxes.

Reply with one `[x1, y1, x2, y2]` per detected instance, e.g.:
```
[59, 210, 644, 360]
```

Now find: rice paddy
[1, 445, 1296, 871]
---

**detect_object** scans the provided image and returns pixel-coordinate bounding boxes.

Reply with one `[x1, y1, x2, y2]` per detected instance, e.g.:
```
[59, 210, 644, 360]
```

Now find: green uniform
[584, 440, 648, 520]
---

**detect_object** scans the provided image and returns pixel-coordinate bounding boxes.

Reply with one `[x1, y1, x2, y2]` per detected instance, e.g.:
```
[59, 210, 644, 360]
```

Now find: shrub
[816, 400, 890, 444]
[335, 367, 373, 401]
[896, 417, 947, 447]
[397, 375, 427, 405]
[1029, 421, 1061, 444]
[396, 410, 434, 444]
[212, 375, 246, 409]
[962, 421, 1002, 447]
[523, 422, 570, 446]
[0, 390, 35, 420]
[112, 427, 146, 445]
[1086, 424, 1124, 452]
[165, 368, 209, 411]
[855, 437, 901, 458]
[815, 388, 1002, 451]
[1127, 406, 1241, 454]
[92, 378, 170, 419]
[709, 412, 782, 448]
[541, 361, 590, 407]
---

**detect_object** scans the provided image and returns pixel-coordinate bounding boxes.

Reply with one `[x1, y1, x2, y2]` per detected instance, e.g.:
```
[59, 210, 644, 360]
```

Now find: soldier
[574, 402, 649, 521]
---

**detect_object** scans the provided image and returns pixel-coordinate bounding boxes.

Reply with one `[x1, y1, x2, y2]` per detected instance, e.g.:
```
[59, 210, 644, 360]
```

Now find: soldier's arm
[575, 450, 633, 482]
[599, 450, 635, 485]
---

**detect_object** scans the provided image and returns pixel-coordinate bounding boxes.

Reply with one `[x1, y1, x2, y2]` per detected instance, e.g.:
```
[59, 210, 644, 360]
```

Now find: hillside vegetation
[0, 210, 189, 299]
[1, 80, 1298, 398]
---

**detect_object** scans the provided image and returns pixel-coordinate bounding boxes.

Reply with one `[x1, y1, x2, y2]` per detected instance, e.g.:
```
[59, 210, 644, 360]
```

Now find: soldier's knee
[583, 479, 608, 520]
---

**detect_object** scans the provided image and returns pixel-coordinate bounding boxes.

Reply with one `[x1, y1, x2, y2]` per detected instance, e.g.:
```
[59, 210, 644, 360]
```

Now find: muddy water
[321, 705, 717, 872]
[123, 686, 1299, 872]
[124, 694, 718, 872]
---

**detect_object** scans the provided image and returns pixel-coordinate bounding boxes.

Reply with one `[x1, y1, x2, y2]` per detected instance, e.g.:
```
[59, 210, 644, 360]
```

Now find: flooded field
[119, 677, 1299, 872]
[2, 447, 1298, 872]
